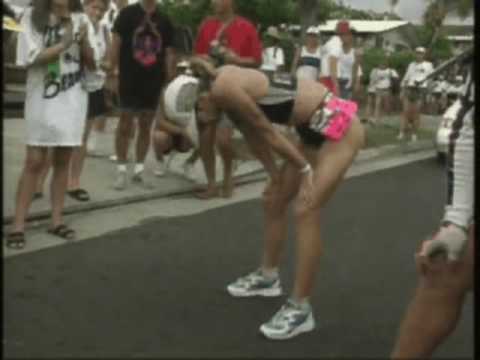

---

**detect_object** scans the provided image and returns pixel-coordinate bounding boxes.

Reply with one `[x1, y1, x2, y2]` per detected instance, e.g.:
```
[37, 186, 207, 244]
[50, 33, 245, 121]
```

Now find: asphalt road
[3, 160, 473, 359]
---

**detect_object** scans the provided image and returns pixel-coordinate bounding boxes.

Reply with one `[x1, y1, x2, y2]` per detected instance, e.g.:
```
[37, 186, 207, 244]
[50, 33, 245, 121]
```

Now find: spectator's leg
[134, 111, 155, 172]
[196, 94, 219, 199]
[12, 146, 49, 232]
[35, 149, 52, 194]
[374, 92, 383, 124]
[115, 111, 135, 165]
[152, 128, 173, 163]
[50, 146, 74, 228]
[69, 117, 95, 191]
[216, 119, 235, 198]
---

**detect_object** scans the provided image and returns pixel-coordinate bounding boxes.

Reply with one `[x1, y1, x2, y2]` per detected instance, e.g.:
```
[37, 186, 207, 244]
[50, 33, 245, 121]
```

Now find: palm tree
[391, 0, 473, 48]
[423, 0, 473, 48]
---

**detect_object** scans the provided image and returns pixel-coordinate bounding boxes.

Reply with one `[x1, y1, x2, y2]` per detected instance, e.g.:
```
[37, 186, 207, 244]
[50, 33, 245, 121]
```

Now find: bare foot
[222, 181, 234, 199]
[195, 187, 219, 200]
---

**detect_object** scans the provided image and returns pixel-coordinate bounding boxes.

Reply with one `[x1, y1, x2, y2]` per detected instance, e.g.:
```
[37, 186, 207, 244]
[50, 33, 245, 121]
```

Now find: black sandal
[68, 189, 90, 202]
[6, 232, 26, 250]
[48, 225, 76, 240]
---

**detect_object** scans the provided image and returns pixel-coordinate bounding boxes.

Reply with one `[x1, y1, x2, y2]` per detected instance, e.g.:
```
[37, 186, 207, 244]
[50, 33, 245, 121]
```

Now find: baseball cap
[415, 47, 426, 53]
[164, 74, 199, 129]
[336, 20, 352, 34]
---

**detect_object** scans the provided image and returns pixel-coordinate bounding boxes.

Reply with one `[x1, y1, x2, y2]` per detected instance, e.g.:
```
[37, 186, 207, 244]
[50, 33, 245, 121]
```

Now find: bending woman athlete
[190, 57, 365, 340]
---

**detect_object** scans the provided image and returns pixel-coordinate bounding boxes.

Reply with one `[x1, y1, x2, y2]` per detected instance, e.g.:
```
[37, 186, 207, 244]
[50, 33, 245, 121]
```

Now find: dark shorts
[295, 124, 327, 148]
[87, 89, 108, 119]
[405, 87, 424, 103]
[119, 78, 163, 112]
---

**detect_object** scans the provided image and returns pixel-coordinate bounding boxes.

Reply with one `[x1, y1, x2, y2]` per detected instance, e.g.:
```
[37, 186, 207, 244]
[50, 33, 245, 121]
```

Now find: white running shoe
[182, 161, 195, 180]
[109, 154, 118, 162]
[154, 161, 167, 177]
[113, 171, 128, 191]
[397, 132, 405, 140]
[226, 269, 282, 298]
[411, 134, 418, 143]
[260, 299, 315, 340]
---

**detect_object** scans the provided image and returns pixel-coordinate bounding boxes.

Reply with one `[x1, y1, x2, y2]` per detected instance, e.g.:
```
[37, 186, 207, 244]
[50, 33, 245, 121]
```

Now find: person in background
[193, 0, 262, 199]
[6, 0, 93, 248]
[152, 60, 198, 176]
[431, 75, 448, 114]
[373, 56, 399, 125]
[364, 64, 379, 124]
[291, 26, 321, 81]
[68, 0, 111, 201]
[319, 21, 345, 95]
[398, 47, 433, 142]
[261, 26, 285, 75]
[110, 0, 175, 191]
[337, 23, 360, 100]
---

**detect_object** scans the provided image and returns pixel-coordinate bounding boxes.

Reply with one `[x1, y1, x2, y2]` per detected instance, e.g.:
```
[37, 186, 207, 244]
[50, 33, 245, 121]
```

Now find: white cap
[455, 75, 463, 82]
[164, 75, 199, 129]
[306, 26, 319, 35]
[415, 47, 426, 53]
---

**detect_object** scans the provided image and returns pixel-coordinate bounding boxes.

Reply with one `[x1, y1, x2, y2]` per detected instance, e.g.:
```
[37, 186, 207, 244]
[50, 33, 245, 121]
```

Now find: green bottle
[47, 60, 60, 80]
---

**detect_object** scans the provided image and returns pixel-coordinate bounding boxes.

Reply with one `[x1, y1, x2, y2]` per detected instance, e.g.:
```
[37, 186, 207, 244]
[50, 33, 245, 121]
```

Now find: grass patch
[364, 123, 435, 149]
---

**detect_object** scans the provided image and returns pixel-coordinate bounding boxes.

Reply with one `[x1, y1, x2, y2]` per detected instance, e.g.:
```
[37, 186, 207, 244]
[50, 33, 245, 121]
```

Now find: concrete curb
[2, 141, 436, 226]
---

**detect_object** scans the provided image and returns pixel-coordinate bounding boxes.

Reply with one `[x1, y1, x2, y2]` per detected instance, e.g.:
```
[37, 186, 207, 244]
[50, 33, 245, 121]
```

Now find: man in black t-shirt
[110, 0, 175, 190]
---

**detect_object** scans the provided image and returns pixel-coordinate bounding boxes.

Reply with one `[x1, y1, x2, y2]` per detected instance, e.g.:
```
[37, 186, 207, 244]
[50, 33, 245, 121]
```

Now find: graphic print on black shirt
[132, 15, 163, 67]
[43, 25, 82, 99]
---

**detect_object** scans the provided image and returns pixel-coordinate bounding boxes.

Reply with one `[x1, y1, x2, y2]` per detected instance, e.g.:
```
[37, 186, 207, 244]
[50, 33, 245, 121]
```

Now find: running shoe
[182, 160, 195, 180]
[154, 161, 167, 177]
[113, 171, 128, 191]
[132, 171, 154, 189]
[259, 299, 315, 340]
[226, 269, 282, 297]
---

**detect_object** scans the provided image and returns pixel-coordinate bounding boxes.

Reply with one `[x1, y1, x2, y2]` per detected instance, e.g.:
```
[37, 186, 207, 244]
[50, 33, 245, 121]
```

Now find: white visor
[164, 74, 200, 128]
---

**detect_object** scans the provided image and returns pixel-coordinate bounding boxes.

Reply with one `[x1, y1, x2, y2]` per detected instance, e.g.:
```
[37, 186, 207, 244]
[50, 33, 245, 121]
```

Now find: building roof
[316, 20, 410, 34]
[447, 35, 474, 42]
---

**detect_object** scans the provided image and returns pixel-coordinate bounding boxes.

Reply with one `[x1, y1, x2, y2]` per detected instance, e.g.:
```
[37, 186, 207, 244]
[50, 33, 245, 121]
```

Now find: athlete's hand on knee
[418, 224, 469, 263]
[298, 166, 314, 210]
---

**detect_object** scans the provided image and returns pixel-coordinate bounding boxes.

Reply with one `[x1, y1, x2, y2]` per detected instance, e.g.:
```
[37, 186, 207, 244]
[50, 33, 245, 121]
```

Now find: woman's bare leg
[292, 119, 365, 301]
[36, 149, 52, 194]
[51, 147, 74, 227]
[12, 146, 49, 232]
[69, 118, 95, 190]
[261, 159, 302, 270]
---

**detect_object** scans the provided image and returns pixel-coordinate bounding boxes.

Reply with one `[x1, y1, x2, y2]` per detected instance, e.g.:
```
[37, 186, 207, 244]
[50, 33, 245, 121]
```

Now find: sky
[341, 0, 474, 24]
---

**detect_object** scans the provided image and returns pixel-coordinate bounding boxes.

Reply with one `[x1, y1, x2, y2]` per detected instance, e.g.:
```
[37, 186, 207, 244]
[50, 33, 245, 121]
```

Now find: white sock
[290, 297, 311, 311]
[261, 267, 279, 279]
[134, 163, 144, 174]
[117, 164, 127, 173]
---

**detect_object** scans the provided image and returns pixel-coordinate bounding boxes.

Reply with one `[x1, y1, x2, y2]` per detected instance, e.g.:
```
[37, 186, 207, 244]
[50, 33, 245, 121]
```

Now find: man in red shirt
[192, 0, 262, 199]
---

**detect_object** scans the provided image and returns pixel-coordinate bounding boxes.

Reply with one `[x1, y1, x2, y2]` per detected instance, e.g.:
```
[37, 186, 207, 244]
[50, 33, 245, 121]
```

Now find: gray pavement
[3, 159, 473, 358]
[2, 115, 437, 225]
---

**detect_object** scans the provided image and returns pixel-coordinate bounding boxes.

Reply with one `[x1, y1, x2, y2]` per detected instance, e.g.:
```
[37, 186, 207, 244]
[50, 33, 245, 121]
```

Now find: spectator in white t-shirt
[261, 26, 285, 75]
[6, 0, 94, 249]
[318, 21, 346, 95]
[399, 47, 434, 142]
[291, 26, 322, 81]
[337, 23, 361, 100]
[430, 75, 448, 114]
[373, 57, 398, 124]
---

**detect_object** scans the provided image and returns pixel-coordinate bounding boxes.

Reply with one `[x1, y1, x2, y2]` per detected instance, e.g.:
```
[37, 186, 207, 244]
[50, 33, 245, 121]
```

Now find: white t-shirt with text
[17, 8, 88, 146]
